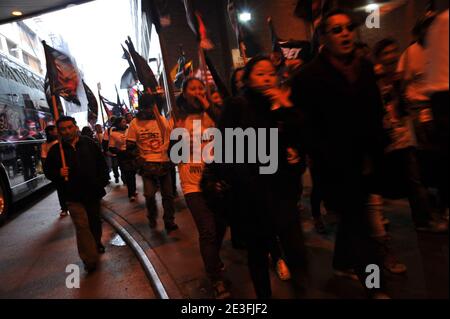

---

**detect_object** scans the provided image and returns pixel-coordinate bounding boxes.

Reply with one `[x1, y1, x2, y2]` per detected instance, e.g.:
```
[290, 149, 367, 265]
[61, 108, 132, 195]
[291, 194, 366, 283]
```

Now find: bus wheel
[0, 177, 10, 224]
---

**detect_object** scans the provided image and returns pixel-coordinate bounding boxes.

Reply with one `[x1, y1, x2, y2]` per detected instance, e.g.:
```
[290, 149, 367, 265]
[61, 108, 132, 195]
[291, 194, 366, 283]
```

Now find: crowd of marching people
[42, 7, 448, 299]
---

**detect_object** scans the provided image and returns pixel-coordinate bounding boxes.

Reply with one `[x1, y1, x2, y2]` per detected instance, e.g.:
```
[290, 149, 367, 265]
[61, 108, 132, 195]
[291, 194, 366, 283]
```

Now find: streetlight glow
[239, 12, 252, 23]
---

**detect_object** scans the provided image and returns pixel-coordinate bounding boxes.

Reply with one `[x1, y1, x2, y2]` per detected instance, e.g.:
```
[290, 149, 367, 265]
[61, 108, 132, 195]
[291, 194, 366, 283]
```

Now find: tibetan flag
[44, 74, 64, 118]
[82, 80, 98, 127]
[120, 44, 138, 89]
[124, 36, 159, 93]
[183, 0, 214, 50]
[42, 41, 80, 106]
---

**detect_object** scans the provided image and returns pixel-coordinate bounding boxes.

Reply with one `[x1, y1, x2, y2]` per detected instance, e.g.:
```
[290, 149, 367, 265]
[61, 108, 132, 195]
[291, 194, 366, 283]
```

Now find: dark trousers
[170, 165, 177, 195]
[310, 167, 324, 219]
[185, 192, 227, 281]
[331, 184, 385, 293]
[430, 91, 449, 208]
[117, 157, 136, 198]
[386, 147, 433, 226]
[142, 173, 175, 224]
[246, 199, 307, 299]
[56, 187, 68, 211]
[122, 170, 137, 198]
[111, 157, 120, 179]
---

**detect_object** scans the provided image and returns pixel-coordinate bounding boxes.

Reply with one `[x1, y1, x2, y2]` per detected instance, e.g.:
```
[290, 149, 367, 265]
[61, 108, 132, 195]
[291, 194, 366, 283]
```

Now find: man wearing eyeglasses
[291, 9, 389, 298]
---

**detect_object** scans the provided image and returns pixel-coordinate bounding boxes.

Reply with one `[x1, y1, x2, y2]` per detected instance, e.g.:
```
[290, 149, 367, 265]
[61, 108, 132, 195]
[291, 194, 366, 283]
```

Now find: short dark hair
[56, 116, 77, 128]
[113, 116, 125, 128]
[242, 55, 273, 86]
[138, 93, 156, 109]
[44, 125, 56, 136]
[318, 9, 356, 36]
[230, 67, 245, 96]
[373, 38, 398, 58]
[80, 126, 94, 137]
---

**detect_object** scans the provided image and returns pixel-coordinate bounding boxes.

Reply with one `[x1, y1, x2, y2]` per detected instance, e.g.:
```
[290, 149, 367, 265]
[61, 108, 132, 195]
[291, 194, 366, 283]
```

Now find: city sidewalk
[0, 190, 155, 299]
[101, 171, 447, 299]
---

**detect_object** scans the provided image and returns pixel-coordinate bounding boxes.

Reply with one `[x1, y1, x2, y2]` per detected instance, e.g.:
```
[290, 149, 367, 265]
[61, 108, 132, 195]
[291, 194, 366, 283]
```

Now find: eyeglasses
[326, 23, 357, 35]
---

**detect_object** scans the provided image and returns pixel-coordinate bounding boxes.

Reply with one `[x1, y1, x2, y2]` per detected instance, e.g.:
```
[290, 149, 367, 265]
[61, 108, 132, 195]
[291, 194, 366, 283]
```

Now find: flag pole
[198, 46, 211, 98]
[239, 41, 248, 65]
[51, 95, 68, 182]
[97, 83, 106, 128]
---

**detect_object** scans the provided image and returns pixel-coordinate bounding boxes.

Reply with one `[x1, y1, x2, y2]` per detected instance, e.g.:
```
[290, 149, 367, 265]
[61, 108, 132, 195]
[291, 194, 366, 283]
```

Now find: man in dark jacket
[44, 116, 109, 272]
[291, 10, 388, 298]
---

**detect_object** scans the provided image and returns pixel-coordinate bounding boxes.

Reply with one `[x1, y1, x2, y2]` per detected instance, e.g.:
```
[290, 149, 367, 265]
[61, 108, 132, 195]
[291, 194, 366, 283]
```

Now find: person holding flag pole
[183, 0, 214, 99]
[42, 41, 109, 273]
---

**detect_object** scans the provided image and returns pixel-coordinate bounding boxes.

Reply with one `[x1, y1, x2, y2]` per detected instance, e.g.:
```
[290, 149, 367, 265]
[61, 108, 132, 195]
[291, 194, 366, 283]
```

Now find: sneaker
[165, 222, 179, 233]
[275, 259, 291, 281]
[129, 196, 136, 202]
[60, 210, 69, 217]
[416, 220, 448, 233]
[212, 280, 231, 299]
[314, 217, 326, 234]
[334, 269, 359, 281]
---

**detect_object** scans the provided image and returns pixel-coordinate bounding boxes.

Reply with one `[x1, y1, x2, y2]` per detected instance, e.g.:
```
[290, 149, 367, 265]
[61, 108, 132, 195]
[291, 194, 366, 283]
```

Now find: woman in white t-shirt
[173, 78, 230, 299]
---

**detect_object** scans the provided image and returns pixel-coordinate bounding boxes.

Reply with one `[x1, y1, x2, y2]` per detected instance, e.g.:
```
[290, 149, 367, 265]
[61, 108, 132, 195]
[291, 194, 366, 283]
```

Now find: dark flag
[124, 36, 159, 93]
[268, 17, 284, 62]
[99, 94, 112, 119]
[171, 45, 193, 89]
[82, 80, 98, 127]
[120, 44, 138, 89]
[42, 41, 80, 109]
[115, 85, 129, 113]
[100, 95, 124, 118]
[204, 53, 230, 99]
[44, 74, 64, 118]
[183, 0, 214, 50]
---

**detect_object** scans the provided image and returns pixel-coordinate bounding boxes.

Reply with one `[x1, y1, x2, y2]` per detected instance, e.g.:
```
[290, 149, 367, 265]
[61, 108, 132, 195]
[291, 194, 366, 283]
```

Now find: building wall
[158, 0, 233, 87]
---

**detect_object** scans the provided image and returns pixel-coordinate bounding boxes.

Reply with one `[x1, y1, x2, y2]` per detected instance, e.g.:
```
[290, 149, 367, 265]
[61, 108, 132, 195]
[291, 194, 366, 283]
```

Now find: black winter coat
[44, 136, 109, 203]
[290, 52, 386, 207]
[215, 88, 306, 239]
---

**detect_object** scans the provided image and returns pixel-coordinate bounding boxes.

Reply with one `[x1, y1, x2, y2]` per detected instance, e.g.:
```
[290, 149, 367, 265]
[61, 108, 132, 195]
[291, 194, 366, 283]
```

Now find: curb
[101, 203, 184, 299]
